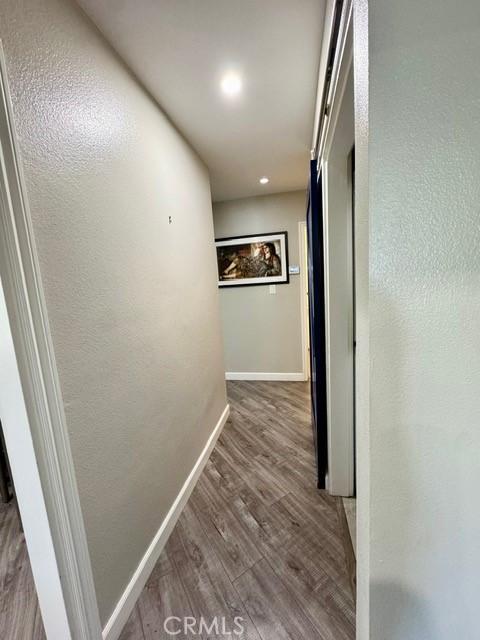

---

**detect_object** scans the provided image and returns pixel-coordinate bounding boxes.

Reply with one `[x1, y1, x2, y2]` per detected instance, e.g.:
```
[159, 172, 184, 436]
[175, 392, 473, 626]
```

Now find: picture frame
[215, 231, 289, 288]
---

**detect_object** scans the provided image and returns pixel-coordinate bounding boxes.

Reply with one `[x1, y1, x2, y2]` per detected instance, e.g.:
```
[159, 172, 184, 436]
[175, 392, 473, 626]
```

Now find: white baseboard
[225, 372, 306, 381]
[102, 404, 230, 640]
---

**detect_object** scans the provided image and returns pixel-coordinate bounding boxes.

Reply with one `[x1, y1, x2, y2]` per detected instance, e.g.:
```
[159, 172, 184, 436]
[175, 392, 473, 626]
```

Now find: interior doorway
[321, 23, 355, 498]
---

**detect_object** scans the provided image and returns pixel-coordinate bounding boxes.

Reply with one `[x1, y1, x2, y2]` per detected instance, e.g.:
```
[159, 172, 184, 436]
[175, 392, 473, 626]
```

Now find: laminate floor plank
[229, 403, 314, 458]
[201, 457, 247, 502]
[170, 504, 261, 640]
[32, 604, 46, 640]
[259, 520, 355, 640]
[119, 604, 145, 640]
[189, 478, 263, 581]
[129, 381, 355, 640]
[213, 439, 287, 507]
[146, 534, 176, 588]
[259, 427, 316, 467]
[138, 567, 196, 640]
[228, 485, 293, 554]
[223, 419, 285, 467]
[337, 500, 356, 600]
[234, 558, 320, 640]
[276, 490, 346, 549]
[0, 501, 46, 640]
[342, 497, 356, 556]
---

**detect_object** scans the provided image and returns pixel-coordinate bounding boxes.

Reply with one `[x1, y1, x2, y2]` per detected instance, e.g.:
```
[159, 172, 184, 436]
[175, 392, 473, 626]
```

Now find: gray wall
[0, 0, 227, 626]
[355, 1, 480, 638]
[213, 191, 306, 374]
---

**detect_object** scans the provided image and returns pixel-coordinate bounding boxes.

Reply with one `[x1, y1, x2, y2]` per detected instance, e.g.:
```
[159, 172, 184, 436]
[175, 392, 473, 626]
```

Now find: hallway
[120, 382, 355, 639]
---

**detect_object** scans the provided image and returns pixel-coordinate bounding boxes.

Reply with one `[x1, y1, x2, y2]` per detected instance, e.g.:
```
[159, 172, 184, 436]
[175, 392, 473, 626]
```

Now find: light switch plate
[289, 265, 300, 275]
[269, 285, 276, 294]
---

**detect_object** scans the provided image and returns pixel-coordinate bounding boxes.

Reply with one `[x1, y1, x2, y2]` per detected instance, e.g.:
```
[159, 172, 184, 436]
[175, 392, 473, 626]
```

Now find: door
[306, 160, 328, 488]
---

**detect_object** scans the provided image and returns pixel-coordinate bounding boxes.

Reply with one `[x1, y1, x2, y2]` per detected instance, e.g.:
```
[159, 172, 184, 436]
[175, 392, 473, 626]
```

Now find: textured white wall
[356, 2, 480, 638]
[213, 191, 306, 374]
[0, 0, 227, 626]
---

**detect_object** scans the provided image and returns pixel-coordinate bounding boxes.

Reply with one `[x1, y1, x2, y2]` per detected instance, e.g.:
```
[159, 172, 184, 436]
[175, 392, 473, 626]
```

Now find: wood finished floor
[342, 498, 356, 556]
[120, 381, 355, 640]
[0, 501, 45, 640]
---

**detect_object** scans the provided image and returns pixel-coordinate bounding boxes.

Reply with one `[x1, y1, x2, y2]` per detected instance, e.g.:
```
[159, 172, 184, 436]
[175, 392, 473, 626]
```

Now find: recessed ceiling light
[220, 72, 242, 97]
[259, 176, 269, 185]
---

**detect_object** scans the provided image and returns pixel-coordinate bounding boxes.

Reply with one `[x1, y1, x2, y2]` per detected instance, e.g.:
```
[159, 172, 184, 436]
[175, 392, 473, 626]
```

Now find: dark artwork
[216, 232, 288, 287]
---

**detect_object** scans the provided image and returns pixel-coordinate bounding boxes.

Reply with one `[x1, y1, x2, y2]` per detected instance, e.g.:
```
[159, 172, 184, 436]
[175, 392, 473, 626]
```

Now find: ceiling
[78, 0, 325, 202]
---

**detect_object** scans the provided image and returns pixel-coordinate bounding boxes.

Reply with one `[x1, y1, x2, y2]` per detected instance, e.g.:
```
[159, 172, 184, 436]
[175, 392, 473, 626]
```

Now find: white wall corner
[102, 404, 230, 640]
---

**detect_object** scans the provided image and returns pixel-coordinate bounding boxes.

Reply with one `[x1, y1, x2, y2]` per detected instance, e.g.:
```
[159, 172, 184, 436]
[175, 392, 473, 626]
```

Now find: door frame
[0, 43, 102, 639]
[319, 3, 355, 497]
[298, 220, 310, 381]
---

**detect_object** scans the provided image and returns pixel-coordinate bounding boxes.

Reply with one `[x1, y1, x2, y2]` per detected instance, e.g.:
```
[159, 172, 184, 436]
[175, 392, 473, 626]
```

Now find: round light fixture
[220, 72, 242, 97]
[259, 176, 269, 185]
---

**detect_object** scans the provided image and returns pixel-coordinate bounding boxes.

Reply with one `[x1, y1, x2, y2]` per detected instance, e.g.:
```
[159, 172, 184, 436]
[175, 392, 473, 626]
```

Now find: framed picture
[215, 231, 289, 287]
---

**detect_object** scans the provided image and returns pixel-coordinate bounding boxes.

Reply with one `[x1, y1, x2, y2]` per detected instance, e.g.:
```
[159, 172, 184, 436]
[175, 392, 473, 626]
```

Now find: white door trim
[298, 221, 310, 381]
[0, 42, 102, 639]
[315, 0, 353, 169]
[319, 6, 355, 498]
[311, 0, 338, 154]
[0, 281, 72, 638]
[322, 3, 353, 163]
